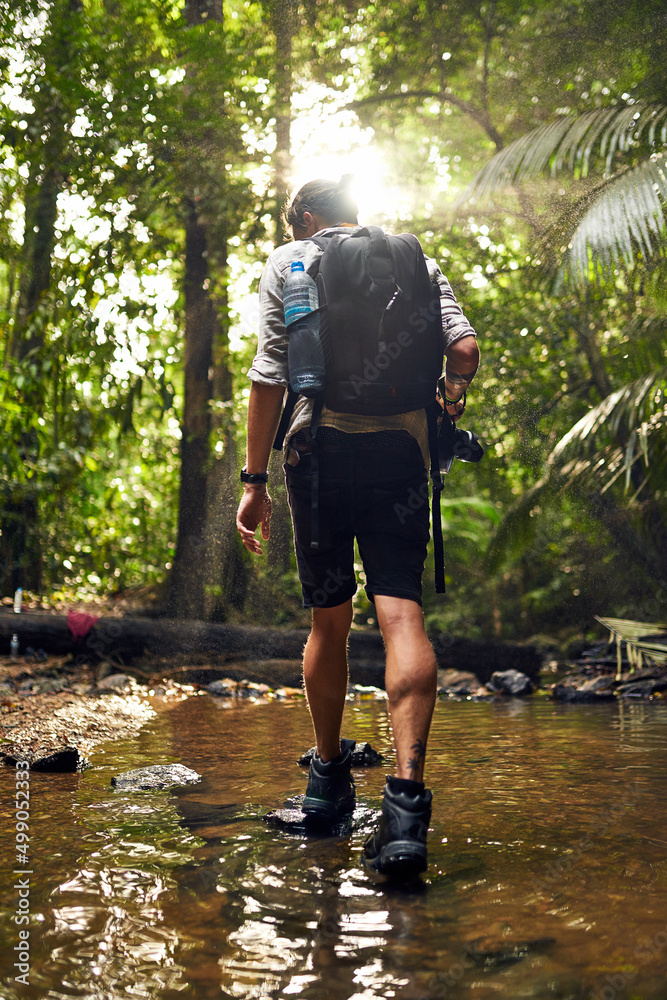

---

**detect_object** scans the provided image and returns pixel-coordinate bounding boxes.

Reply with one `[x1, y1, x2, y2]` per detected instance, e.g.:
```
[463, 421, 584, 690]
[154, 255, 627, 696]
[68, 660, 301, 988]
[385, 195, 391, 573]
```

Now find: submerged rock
[487, 669, 534, 696]
[297, 741, 384, 767]
[111, 763, 201, 791]
[465, 935, 556, 968]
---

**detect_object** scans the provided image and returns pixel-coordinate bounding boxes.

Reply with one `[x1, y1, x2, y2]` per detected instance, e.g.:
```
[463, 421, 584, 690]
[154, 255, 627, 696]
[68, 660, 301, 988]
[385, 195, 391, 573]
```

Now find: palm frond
[467, 102, 667, 202]
[595, 616, 667, 679]
[548, 368, 667, 493]
[550, 368, 666, 464]
[484, 373, 667, 572]
[560, 155, 667, 286]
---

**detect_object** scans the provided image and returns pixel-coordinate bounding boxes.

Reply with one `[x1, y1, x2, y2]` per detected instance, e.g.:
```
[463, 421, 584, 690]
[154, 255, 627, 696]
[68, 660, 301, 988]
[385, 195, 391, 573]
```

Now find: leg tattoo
[406, 738, 426, 779]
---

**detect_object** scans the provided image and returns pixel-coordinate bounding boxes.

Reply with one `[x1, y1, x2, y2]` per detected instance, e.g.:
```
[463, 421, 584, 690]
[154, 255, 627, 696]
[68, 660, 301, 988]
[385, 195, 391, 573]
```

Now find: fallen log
[0, 611, 541, 685]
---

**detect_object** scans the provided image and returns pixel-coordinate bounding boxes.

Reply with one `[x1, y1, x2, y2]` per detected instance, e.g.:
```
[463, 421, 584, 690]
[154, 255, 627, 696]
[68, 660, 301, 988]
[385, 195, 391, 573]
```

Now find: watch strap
[240, 467, 269, 484]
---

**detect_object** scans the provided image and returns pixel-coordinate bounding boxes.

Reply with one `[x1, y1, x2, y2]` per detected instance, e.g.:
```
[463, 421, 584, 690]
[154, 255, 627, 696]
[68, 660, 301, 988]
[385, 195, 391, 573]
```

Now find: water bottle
[10, 634, 19, 659]
[283, 260, 325, 398]
[13, 588, 22, 613]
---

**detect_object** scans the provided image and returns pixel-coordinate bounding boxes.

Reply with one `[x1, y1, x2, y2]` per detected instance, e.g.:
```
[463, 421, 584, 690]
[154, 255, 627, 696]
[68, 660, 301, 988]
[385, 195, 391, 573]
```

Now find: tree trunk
[204, 238, 249, 619]
[167, 0, 249, 619]
[165, 205, 214, 618]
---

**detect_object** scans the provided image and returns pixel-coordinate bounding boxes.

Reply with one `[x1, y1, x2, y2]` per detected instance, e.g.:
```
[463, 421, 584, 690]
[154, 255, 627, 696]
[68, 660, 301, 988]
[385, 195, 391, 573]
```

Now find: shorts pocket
[285, 472, 343, 554]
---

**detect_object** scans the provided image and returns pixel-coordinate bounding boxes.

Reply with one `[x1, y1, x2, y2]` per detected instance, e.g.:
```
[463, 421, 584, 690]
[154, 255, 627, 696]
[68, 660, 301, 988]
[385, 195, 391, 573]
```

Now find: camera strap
[427, 401, 446, 594]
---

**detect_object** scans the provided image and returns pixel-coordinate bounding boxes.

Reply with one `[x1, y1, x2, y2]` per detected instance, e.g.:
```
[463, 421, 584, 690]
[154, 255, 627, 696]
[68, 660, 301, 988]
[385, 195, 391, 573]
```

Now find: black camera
[437, 409, 484, 474]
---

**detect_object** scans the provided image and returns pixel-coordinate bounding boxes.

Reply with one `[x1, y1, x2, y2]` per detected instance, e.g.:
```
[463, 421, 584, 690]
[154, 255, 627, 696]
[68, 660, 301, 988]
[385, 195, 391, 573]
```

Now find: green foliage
[2, 0, 667, 635]
[467, 102, 667, 286]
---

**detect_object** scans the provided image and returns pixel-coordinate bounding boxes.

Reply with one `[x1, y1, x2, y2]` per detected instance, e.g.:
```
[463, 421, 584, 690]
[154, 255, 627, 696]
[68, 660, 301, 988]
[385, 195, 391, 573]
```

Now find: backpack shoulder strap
[272, 388, 298, 451]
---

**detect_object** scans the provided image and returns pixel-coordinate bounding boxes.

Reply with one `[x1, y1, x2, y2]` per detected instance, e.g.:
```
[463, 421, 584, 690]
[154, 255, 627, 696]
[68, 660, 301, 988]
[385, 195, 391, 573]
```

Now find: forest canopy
[1, 0, 666, 641]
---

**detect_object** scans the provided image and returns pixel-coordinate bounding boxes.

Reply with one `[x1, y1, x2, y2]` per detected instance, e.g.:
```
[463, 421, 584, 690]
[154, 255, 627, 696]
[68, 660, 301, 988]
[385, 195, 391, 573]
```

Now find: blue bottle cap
[290, 261, 305, 272]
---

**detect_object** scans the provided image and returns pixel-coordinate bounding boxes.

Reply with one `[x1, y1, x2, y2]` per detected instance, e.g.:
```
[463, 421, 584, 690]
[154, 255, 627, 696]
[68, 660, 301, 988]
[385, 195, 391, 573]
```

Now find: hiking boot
[363, 775, 432, 876]
[302, 738, 356, 823]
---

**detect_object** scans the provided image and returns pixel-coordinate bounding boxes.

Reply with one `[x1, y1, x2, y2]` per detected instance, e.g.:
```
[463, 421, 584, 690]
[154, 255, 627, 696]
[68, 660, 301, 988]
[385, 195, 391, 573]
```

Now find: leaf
[595, 616, 667, 674]
[560, 155, 667, 287]
[467, 102, 667, 201]
[485, 372, 667, 571]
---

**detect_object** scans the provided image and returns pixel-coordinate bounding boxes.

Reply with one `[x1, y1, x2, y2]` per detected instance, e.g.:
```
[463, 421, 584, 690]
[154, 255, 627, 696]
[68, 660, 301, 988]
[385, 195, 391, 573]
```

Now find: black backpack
[312, 226, 443, 414]
[274, 225, 447, 592]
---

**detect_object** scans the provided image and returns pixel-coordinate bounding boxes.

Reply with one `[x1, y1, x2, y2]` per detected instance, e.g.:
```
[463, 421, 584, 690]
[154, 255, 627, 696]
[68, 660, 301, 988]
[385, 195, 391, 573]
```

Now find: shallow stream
[1, 694, 667, 999]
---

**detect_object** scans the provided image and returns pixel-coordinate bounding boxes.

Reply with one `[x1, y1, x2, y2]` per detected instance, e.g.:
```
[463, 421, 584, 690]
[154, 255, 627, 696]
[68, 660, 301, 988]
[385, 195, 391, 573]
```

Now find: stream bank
[1, 616, 666, 772]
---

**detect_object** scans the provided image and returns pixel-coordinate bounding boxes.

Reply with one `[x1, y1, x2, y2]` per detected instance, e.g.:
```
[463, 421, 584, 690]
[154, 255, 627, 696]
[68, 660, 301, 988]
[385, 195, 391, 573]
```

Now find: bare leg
[374, 595, 437, 783]
[303, 599, 353, 762]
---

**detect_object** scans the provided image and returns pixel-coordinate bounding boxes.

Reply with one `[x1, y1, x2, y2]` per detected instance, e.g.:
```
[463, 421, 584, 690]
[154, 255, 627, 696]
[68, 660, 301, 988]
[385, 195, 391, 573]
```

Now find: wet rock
[237, 680, 271, 698]
[206, 678, 237, 697]
[578, 674, 615, 694]
[552, 683, 614, 703]
[97, 673, 134, 693]
[618, 665, 665, 682]
[111, 763, 202, 790]
[616, 677, 667, 698]
[297, 741, 384, 767]
[350, 684, 386, 699]
[32, 678, 66, 694]
[23, 647, 48, 663]
[437, 669, 479, 695]
[487, 669, 534, 696]
[4, 746, 88, 772]
[274, 686, 304, 698]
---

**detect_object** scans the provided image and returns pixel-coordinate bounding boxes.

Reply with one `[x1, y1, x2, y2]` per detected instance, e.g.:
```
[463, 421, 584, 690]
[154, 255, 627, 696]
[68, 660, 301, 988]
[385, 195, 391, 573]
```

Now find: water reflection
[1, 697, 666, 999]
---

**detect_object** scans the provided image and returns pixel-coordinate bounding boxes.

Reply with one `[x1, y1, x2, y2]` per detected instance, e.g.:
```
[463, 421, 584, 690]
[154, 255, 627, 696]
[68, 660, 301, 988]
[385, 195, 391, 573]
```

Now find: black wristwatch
[240, 466, 269, 485]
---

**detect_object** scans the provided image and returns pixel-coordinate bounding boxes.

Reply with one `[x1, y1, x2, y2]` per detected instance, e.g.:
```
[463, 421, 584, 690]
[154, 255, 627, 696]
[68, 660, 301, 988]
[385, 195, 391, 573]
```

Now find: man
[236, 177, 479, 876]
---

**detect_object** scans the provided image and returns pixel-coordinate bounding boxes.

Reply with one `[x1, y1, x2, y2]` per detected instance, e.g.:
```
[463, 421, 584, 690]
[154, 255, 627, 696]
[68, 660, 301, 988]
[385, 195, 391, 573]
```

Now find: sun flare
[289, 85, 406, 224]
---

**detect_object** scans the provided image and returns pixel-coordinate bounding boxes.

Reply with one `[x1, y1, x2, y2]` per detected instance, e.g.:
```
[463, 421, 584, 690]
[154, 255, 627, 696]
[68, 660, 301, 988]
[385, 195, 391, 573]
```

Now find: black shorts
[284, 428, 430, 609]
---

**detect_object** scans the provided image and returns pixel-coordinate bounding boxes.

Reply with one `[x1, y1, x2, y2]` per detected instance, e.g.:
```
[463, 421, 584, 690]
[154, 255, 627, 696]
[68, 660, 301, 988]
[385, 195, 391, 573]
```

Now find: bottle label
[284, 285, 319, 327]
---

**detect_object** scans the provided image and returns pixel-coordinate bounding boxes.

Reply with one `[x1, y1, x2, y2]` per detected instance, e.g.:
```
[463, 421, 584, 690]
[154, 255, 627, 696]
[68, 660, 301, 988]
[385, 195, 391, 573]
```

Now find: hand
[236, 487, 272, 555]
